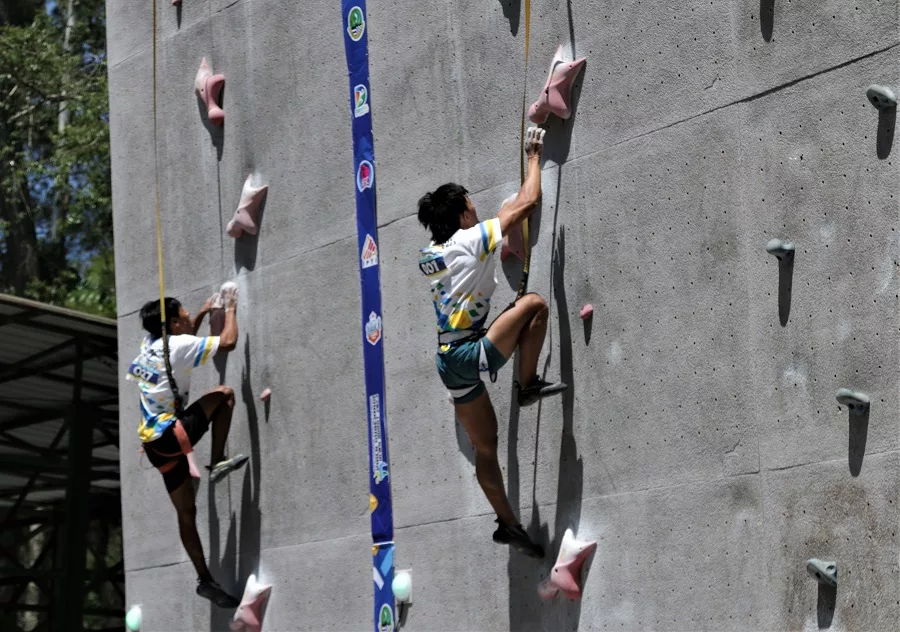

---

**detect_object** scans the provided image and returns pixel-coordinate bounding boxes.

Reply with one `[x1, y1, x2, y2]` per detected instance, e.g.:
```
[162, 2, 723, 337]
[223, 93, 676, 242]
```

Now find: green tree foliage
[0, 0, 114, 317]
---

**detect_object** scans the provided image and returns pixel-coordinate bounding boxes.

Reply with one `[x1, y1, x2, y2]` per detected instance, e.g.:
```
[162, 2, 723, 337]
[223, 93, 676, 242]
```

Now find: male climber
[417, 126, 567, 558]
[126, 288, 248, 607]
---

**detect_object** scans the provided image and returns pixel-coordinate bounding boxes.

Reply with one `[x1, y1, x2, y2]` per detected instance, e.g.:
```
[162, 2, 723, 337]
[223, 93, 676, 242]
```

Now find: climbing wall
[108, 0, 900, 629]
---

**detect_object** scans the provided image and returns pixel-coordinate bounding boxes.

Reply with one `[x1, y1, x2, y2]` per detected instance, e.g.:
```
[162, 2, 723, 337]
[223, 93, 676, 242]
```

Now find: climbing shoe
[196, 578, 239, 608]
[516, 377, 568, 407]
[493, 520, 545, 559]
[208, 454, 249, 483]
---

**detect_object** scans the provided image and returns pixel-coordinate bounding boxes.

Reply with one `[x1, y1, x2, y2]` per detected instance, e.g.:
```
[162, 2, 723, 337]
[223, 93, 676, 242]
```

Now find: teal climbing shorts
[436, 336, 508, 404]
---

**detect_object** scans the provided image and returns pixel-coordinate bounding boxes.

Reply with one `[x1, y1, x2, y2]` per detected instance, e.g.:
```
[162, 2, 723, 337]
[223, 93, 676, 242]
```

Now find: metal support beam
[53, 339, 90, 632]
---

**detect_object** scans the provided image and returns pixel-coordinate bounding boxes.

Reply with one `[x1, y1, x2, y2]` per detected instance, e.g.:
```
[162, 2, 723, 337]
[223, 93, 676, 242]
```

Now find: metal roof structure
[0, 294, 122, 631]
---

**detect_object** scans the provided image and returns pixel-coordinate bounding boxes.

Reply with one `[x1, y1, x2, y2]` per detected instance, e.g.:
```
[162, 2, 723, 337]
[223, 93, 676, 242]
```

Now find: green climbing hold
[125, 605, 142, 631]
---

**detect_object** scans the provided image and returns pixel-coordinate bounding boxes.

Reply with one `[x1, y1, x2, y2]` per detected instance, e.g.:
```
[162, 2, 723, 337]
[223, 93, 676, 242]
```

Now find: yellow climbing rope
[150, 0, 182, 412]
[516, 0, 532, 299]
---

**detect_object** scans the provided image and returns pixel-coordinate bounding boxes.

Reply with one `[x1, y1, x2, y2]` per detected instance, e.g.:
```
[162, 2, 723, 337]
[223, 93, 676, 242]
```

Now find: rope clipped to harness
[150, 0, 185, 420]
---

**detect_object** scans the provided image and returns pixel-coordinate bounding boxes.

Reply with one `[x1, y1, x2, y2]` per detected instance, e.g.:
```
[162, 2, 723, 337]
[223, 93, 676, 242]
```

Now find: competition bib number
[128, 361, 160, 385]
[419, 255, 447, 277]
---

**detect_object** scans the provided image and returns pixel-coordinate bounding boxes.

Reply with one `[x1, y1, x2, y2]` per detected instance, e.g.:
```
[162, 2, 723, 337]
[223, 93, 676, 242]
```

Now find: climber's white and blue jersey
[126, 334, 219, 442]
[419, 217, 502, 349]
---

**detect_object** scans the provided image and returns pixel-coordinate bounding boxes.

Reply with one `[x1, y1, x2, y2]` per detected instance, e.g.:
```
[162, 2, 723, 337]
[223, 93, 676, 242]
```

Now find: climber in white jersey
[417, 126, 567, 558]
[126, 287, 247, 608]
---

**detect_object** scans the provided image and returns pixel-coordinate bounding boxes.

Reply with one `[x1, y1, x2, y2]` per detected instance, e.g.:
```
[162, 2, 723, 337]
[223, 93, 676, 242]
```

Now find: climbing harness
[339, 3, 396, 630]
[516, 0, 532, 300]
[437, 328, 498, 383]
[143, 419, 195, 474]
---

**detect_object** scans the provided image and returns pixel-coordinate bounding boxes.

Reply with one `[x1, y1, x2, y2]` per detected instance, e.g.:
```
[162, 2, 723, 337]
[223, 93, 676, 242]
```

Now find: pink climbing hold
[537, 528, 597, 601]
[227, 175, 268, 238]
[231, 574, 272, 632]
[172, 0, 181, 5]
[195, 57, 225, 126]
[528, 44, 587, 124]
[580, 304, 593, 320]
[259, 388, 272, 403]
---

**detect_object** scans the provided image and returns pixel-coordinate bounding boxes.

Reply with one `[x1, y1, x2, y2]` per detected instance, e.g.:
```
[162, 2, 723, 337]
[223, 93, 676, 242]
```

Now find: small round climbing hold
[765, 238, 794, 261]
[125, 605, 142, 631]
[580, 304, 593, 320]
[392, 570, 413, 603]
[866, 84, 897, 110]
[260, 388, 272, 403]
[836, 388, 870, 412]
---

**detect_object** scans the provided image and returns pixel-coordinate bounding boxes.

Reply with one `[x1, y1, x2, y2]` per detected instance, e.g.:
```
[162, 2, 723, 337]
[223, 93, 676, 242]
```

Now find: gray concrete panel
[210, 0, 359, 267]
[733, 0, 900, 97]
[106, 0, 211, 70]
[220, 248, 371, 552]
[741, 49, 900, 471]
[109, 23, 224, 317]
[367, 0, 468, 224]
[760, 452, 900, 631]
[109, 1, 900, 629]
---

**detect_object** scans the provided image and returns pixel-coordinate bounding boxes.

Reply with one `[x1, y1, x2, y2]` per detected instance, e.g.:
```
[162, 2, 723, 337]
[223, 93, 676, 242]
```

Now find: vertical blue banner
[340, 3, 396, 631]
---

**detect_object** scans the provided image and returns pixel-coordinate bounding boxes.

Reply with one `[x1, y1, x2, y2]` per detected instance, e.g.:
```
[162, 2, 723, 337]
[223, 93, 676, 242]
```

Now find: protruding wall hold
[392, 569, 412, 603]
[765, 238, 795, 261]
[259, 388, 272, 403]
[195, 57, 225, 126]
[836, 388, 870, 413]
[125, 605, 142, 631]
[529, 44, 586, 124]
[172, 0, 181, 5]
[580, 304, 593, 320]
[866, 85, 897, 110]
[227, 175, 268, 238]
[807, 558, 837, 588]
[537, 528, 597, 601]
[231, 574, 272, 632]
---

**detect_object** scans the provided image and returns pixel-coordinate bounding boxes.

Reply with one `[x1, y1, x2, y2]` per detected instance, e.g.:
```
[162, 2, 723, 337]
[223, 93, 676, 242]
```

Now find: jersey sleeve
[170, 334, 220, 371]
[463, 218, 502, 260]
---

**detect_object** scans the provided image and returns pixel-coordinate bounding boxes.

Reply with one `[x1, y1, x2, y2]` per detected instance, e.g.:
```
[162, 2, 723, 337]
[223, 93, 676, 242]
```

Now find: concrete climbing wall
[108, 0, 900, 629]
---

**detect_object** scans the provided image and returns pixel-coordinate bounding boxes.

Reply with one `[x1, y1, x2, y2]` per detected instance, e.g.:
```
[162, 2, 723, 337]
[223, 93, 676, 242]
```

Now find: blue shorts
[436, 336, 508, 404]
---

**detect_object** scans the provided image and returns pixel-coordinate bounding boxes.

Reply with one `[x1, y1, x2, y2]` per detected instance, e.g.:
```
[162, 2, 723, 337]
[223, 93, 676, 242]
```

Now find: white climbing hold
[866, 84, 897, 110]
[260, 388, 272, 403]
[765, 238, 794, 261]
[806, 558, 837, 588]
[836, 388, 870, 412]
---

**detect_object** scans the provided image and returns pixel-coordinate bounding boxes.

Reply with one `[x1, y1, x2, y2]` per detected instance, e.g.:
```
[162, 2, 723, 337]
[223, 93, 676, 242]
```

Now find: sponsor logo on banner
[379, 604, 394, 632]
[370, 394, 388, 484]
[357, 160, 374, 192]
[362, 234, 378, 268]
[347, 6, 366, 41]
[365, 311, 382, 345]
[354, 84, 370, 118]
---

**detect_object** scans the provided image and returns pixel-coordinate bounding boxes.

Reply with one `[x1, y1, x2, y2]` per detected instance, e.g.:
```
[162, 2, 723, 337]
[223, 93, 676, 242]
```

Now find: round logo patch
[357, 160, 374, 192]
[347, 6, 366, 41]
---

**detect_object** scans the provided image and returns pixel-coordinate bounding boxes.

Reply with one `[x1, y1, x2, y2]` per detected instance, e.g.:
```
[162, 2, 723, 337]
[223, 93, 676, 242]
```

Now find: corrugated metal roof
[0, 294, 118, 512]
